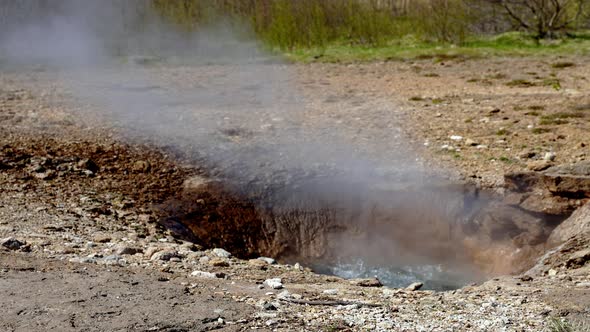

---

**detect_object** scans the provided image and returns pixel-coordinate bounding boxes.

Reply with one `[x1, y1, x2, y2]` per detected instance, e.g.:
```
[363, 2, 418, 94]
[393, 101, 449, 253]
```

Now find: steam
[0, 1, 490, 288]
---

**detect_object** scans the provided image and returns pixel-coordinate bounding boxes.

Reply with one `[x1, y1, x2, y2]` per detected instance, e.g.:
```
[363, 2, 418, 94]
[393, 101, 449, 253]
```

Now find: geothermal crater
[158, 170, 568, 290]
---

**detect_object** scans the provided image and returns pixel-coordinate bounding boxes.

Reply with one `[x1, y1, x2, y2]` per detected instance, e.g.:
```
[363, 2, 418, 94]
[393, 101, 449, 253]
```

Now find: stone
[34, 170, 56, 180]
[209, 258, 229, 267]
[350, 277, 382, 287]
[212, 248, 232, 258]
[406, 282, 424, 291]
[263, 302, 278, 311]
[264, 278, 283, 289]
[104, 254, 122, 262]
[450, 135, 463, 141]
[293, 263, 303, 271]
[191, 270, 217, 278]
[199, 256, 210, 264]
[323, 289, 338, 295]
[248, 259, 268, 268]
[526, 160, 553, 172]
[115, 246, 142, 256]
[1, 237, 25, 250]
[94, 235, 111, 243]
[151, 250, 181, 261]
[548, 269, 558, 276]
[277, 290, 293, 299]
[145, 247, 161, 259]
[77, 159, 99, 173]
[464, 138, 478, 146]
[544, 152, 556, 161]
[132, 160, 151, 173]
[519, 151, 536, 159]
[257, 257, 276, 265]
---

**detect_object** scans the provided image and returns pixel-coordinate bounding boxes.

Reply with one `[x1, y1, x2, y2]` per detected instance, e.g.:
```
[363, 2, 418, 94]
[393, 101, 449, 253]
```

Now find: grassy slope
[282, 32, 590, 63]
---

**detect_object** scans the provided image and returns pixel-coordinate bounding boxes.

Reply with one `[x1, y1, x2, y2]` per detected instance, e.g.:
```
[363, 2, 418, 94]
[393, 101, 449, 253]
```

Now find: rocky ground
[1, 56, 589, 331]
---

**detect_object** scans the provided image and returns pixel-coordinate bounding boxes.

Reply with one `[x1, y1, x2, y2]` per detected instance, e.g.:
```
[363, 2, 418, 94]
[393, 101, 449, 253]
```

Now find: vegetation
[2, 0, 590, 62]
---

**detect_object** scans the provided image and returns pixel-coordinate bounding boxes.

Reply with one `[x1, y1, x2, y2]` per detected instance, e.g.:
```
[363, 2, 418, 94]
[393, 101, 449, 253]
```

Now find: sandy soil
[297, 56, 590, 188]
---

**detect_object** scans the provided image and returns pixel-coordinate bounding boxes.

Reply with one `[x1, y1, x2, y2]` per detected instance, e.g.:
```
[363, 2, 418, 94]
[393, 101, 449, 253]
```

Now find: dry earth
[1, 56, 589, 331]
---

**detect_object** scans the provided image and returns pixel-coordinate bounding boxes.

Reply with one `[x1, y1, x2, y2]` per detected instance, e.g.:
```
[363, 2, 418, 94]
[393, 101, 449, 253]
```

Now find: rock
[199, 256, 210, 264]
[277, 290, 294, 299]
[263, 302, 278, 311]
[450, 135, 463, 141]
[350, 277, 382, 287]
[544, 152, 556, 161]
[323, 289, 338, 295]
[542, 173, 590, 198]
[212, 248, 232, 258]
[293, 263, 303, 271]
[191, 270, 217, 278]
[248, 259, 268, 268]
[77, 159, 99, 173]
[1, 237, 25, 250]
[115, 246, 142, 256]
[151, 250, 181, 261]
[132, 160, 151, 173]
[566, 248, 590, 268]
[527, 160, 553, 172]
[94, 235, 111, 243]
[264, 278, 283, 289]
[406, 282, 424, 291]
[519, 151, 536, 159]
[257, 257, 276, 265]
[464, 138, 478, 146]
[547, 203, 590, 246]
[209, 258, 229, 267]
[104, 254, 122, 262]
[548, 269, 558, 276]
[34, 170, 56, 180]
[144, 247, 161, 259]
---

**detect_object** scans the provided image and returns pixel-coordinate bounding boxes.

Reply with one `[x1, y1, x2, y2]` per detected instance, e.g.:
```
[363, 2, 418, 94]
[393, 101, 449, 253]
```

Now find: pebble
[264, 278, 283, 289]
[151, 250, 181, 261]
[544, 152, 556, 161]
[450, 135, 463, 141]
[191, 270, 217, 278]
[115, 246, 142, 255]
[323, 289, 339, 295]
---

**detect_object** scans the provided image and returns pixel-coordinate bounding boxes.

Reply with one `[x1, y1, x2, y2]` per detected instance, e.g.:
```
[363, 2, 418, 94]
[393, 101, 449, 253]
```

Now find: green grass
[283, 31, 590, 63]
